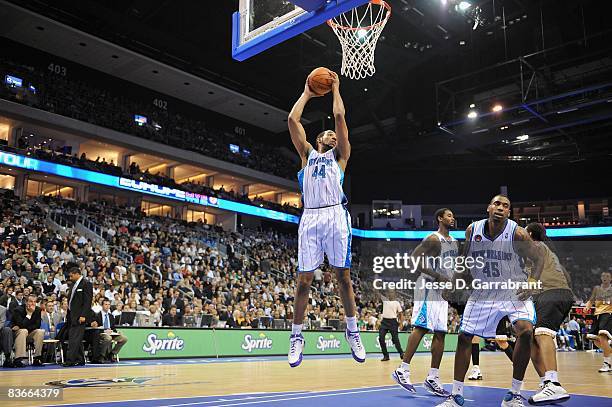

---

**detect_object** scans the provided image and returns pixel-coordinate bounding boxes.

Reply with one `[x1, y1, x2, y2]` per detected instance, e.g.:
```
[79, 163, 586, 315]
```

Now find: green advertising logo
[315, 334, 342, 351]
[241, 332, 274, 353]
[142, 331, 185, 355]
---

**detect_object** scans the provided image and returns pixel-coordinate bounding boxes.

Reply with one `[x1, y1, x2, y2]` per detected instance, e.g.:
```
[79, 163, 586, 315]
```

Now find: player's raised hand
[330, 71, 340, 92]
[304, 78, 322, 98]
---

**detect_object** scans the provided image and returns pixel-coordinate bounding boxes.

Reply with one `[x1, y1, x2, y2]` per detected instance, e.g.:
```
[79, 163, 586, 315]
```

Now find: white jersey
[467, 219, 527, 299]
[416, 232, 458, 285]
[298, 148, 347, 209]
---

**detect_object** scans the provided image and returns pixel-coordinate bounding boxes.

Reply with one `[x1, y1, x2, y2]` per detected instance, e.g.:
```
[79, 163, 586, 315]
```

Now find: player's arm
[330, 72, 350, 169]
[584, 286, 598, 312]
[514, 226, 545, 280]
[288, 80, 318, 166]
[411, 234, 448, 282]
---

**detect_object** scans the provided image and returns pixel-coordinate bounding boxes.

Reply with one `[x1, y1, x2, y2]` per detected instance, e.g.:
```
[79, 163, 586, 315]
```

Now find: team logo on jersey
[475, 235, 482, 242]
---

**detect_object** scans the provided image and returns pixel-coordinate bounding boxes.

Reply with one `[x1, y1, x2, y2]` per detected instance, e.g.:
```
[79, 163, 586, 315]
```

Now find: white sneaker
[345, 329, 366, 363]
[598, 362, 611, 373]
[424, 377, 451, 397]
[435, 394, 465, 407]
[468, 366, 482, 380]
[528, 382, 570, 405]
[391, 368, 416, 393]
[288, 334, 304, 368]
[501, 391, 526, 407]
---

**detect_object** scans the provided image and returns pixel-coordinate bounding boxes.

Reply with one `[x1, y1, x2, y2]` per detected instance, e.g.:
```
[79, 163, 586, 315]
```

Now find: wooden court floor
[1, 352, 610, 406]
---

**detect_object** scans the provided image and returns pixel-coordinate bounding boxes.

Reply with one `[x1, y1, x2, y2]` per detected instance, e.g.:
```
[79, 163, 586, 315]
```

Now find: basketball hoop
[327, 0, 391, 80]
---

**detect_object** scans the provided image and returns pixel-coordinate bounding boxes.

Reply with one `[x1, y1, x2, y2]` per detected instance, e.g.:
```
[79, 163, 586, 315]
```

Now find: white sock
[346, 316, 358, 332]
[428, 368, 440, 379]
[291, 324, 303, 335]
[539, 376, 545, 386]
[473, 365, 480, 370]
[400, 362, 410, 371]
[452, 380, 464, 396]
[511, 378, 523, 394]
[544, 370, 558, 383]
[605, 356, 611, 365]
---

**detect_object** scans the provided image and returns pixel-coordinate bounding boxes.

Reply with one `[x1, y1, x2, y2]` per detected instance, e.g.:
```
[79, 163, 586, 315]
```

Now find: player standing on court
[437, 195, 544, 407]
[584, 270, 612, 373]
[392, 208, 457, 397]
[520, 222, 573, 405]
[286, 70, 365, 367]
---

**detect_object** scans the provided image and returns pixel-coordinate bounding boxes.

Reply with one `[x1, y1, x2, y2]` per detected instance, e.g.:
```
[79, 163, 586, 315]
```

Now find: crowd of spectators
[0, 58, 298, 179]
[0, 140, 302, 216]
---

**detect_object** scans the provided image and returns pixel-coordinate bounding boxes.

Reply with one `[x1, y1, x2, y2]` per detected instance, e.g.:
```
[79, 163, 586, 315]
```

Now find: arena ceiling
[3, 0, 612, 203]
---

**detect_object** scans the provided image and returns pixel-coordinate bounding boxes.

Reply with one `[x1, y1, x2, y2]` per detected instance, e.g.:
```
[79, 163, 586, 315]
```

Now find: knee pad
[534, 327, 557, 338]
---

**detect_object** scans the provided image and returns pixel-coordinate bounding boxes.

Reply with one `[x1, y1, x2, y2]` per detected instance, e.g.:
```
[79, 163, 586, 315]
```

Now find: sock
[473, 364, 480, 372]
[346, 316, 358, 332]
[605, 356, 611, 365]
[471, 343, 480, 365]
[427, 368, 439, 379]
[511, 378, 522, 394]
[452, 380, 464, 396]
[503, 343, 514, 361]
[400, 362, 410, 371]
[544, 370, 558, 383]
[291, 324, 303, 335]
[539, 376, 545, 386]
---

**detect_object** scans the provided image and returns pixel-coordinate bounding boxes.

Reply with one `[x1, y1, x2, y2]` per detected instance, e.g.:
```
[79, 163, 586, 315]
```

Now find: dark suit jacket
[67, 278, 93, 325]
[93, 311, 118, 330]
[11, 305, 42, 333]
[162, 313, 183, 327]
[163, 297, 184, 313]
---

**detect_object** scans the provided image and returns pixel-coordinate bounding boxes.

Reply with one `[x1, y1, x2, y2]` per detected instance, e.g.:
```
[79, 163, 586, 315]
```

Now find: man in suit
[162, 305, 183, 327]
[163, 290, 185, 315]
[93, 299, 128, 363]
[0, 304, 14, 367]
[11, 295, 44, 367]
[62, 267, 93, 367]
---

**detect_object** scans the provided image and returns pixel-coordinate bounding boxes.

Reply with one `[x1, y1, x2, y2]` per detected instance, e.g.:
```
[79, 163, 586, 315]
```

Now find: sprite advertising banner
[119, 328, 461, 359]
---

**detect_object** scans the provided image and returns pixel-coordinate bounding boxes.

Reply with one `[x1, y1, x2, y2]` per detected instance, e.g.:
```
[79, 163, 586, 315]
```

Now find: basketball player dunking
[392, 208, 457, 397]
[287, 72, 365, 367]
[438, 194, 543, 407]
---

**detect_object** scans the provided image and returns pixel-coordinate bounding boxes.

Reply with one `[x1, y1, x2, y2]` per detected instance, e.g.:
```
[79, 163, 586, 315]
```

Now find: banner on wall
[117, 328, 461, 359]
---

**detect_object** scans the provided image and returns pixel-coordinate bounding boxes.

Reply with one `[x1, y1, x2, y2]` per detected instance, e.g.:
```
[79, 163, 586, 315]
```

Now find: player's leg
[289, 212, 323, 367]
[529, 291, 574, 405]
[423, 299, 450, 397]
[333, 266, 365, 362]
[496, 317, 514, 362]
[392, 326, 427, 393]
[436, 298, 487, 407]
[468, 335, 483, 380]
[597, 331, 611, 372]
[390, 320, 404, 357]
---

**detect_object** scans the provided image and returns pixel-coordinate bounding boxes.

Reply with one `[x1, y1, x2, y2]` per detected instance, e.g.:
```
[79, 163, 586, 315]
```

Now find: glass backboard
[232, 0, 368, 61]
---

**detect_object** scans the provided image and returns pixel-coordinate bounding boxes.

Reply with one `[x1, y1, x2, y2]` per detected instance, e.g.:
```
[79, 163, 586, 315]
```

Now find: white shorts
[460, 297, 536, 338]
[411, 282, 449, 333]
[298, 205, 352, 272]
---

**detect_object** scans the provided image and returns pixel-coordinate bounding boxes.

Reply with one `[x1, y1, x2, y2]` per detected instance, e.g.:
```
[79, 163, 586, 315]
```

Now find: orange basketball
[307, 67, 334, 96]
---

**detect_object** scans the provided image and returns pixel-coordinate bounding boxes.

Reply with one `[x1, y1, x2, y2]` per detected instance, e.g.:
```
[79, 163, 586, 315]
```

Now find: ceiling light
[516, 134, 529, 141]
[492, 104, 503, 112]
[469, 103, 476, 108]
[467, 110, 478, 119]
[458, 1, 471, 11]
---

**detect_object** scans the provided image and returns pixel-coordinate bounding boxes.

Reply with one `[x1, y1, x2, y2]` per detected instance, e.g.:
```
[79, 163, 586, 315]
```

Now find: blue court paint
[43, 385, 611, 407]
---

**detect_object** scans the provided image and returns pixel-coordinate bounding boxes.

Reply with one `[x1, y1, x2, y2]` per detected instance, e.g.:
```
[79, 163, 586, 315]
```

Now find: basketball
[308, 67, 334, 95]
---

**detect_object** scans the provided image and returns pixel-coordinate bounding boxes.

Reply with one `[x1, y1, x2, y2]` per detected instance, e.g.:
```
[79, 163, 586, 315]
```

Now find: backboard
[232, 0, 368, 61]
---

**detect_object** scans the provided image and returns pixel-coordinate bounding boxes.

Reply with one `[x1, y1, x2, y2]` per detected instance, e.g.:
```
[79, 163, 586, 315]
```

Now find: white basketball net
[327, 1, 391, 80]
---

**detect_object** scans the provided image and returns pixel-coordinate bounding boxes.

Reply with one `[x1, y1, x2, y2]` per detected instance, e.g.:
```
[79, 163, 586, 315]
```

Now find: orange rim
[326, 0, 391, 31]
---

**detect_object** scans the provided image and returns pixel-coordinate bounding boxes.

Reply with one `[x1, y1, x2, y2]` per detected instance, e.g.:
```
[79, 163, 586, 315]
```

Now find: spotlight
[458, 1, 471, 11]
[467, 110, 478, 119]
[492, 104, 503, 112]
[469, 103, 476, 108]
[516, 134, 529, 141]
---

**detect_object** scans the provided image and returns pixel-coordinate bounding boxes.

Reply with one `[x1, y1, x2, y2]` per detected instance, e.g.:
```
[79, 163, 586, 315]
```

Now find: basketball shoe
[345, 329, 366, 363]
[288, 334, 304, 368]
